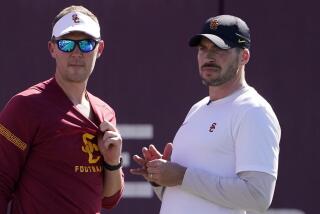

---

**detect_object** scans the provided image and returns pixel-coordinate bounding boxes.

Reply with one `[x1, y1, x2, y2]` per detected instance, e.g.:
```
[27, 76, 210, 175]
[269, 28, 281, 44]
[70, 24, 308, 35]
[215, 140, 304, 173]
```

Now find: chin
[64, 75, 88, 83]
[201, 77, 223, 87]
[67, 71, 91, 82]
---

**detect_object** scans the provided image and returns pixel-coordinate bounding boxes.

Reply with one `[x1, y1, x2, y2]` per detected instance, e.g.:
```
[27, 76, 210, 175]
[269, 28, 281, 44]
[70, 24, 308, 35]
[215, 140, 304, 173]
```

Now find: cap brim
[189, 34, 231, 49]
[56, 25, 100, 39]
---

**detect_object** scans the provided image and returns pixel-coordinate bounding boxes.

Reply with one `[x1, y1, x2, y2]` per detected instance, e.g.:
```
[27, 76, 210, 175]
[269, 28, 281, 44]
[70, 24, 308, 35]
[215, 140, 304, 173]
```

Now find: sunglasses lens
[57, 40, 75, 52]
[79, 40, 97, 53]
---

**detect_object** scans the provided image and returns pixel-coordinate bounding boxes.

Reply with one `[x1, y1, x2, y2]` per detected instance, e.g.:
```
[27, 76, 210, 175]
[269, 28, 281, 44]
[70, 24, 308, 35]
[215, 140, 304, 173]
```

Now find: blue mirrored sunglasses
[56, 39, 100, 53]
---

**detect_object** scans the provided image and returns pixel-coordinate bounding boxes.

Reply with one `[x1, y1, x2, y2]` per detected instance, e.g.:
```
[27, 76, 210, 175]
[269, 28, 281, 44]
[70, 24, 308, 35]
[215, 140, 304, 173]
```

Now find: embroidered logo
[209, 122, 217, 132]
[72, 14, 80, 23]
[209, 19, 219, 30]
[81, 133, 100, 164]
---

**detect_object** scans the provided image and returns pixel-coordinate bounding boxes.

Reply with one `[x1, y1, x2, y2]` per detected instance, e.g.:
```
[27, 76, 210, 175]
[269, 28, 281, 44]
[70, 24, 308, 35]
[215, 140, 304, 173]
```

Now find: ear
[48, 40, 56, 58]
[96, 40, 105, 58]
[240, 48, 250, 65]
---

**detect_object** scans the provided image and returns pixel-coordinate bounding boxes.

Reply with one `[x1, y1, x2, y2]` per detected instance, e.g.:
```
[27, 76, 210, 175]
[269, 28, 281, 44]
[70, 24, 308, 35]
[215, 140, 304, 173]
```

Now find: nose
[206, 52, 216, 62]
[70, 45, 83, 56]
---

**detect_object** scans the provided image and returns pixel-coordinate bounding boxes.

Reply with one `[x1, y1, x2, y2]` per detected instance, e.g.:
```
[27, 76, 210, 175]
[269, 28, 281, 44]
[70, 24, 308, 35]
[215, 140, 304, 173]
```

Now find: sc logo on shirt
[81, 133, 101, 164]
[209, 122, 217, 132]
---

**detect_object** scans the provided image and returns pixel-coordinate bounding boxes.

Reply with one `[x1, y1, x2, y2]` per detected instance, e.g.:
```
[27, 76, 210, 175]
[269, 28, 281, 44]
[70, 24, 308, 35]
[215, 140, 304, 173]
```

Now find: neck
[55, 73, 88, 105]
[208, 69, 247, 101]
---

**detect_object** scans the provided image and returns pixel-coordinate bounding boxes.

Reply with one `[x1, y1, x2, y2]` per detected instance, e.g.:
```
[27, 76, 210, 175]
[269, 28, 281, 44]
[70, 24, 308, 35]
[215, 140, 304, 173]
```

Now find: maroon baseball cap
[189, 15, 251, 49]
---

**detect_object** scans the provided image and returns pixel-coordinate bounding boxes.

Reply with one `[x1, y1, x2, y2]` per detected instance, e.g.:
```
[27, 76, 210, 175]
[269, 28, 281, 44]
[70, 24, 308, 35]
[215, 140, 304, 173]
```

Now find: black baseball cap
[189, 15, 251, 49]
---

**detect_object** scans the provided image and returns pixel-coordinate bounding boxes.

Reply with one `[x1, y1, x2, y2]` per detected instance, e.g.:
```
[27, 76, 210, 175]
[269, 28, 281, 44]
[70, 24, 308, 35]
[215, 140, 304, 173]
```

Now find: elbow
[101, 198, 119, 210]
[243, 173, 276, 213]
[250, 195, 272, 213]
[245, 184, 273, 213]
[101, 187, 124, 209]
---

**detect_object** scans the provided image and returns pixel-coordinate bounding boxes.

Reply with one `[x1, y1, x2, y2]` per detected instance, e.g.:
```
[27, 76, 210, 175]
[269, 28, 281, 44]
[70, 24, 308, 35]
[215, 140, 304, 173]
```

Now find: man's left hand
[146, 159, 186, 187]
[98, 120, 122, 165]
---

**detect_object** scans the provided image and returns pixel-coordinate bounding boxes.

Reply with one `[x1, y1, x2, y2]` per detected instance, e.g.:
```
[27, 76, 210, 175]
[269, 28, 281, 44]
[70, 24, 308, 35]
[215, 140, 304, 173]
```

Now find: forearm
[103, 168, 124, 197]
[181, 169, 276, 213]
[101, 168, 124, 209]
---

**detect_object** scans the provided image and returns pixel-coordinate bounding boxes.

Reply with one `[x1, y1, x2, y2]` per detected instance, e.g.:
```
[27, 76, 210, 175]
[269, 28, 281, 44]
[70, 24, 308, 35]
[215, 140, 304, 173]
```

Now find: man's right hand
[130, 143, 173, 180]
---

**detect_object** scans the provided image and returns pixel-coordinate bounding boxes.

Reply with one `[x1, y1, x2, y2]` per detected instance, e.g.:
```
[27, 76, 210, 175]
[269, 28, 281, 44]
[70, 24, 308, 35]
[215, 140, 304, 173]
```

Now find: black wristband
[103, 157, 123, 171]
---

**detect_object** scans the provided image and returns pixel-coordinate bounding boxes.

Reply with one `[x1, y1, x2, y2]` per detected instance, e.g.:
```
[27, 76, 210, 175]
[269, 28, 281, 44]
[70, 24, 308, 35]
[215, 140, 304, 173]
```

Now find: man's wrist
[150, 181, 161, 187]
[177, 165, 187, 185]
[103, 157, 123, 171]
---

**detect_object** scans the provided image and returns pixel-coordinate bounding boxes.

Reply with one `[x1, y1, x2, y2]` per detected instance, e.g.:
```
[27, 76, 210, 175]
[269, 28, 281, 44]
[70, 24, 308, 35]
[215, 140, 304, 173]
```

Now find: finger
[102, 138, 120, 147]
[146, 159, 163, 168]
[147, 172, 162, 184]
[103, 134, 121, 144]
[102, 131, 119, 139]
[146, 167, 160, 174]
[130, 168, 148, 176]
[142, 147, 152, 161]
[163, 142, 173, 160]
[101, 139, 115, 149]
[148, 173, 153, 180]
[100, 120, 117, 132]
[131, 169, 150, 181]
[132, 155, 146, 166]
[149, 144, 162, 158]
[149, 173, 160, 181]
[101, 131, 121, 146]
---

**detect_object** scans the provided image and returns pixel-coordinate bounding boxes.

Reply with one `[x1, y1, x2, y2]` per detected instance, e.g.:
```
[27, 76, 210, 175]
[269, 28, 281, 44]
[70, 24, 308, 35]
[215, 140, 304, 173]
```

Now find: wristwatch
[103, 157, 123, 171]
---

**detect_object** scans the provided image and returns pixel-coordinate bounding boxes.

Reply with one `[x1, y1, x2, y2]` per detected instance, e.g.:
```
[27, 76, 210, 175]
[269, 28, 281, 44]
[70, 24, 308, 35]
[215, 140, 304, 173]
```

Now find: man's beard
[201, 61, 239, 86]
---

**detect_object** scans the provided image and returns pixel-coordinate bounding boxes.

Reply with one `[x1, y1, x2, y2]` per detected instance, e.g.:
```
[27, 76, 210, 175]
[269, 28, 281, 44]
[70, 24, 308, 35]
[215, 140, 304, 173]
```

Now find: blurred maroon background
[0, 1, 318, 213]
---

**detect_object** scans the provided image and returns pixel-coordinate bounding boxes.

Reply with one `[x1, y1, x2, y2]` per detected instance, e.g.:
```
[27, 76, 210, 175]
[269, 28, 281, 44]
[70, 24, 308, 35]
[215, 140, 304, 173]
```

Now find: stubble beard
[55, 68, 91, 85]
[201, 60, 239, 87]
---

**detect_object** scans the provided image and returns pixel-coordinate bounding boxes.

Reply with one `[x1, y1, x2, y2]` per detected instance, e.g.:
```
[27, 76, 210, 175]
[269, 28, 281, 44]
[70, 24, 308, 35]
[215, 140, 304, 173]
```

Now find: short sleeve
[235, 107, 281, 178]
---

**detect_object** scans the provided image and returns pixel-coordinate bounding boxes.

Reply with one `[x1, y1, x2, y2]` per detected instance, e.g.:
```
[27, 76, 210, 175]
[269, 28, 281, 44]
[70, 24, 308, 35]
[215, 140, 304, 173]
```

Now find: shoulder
[0, 81, 49, 136]
[1, 79, 55, 118]
[4, 81, 46, 110]
[233, 87, 276, 115]
[233, 87, 280, 133]
[13, 78, 54, 102]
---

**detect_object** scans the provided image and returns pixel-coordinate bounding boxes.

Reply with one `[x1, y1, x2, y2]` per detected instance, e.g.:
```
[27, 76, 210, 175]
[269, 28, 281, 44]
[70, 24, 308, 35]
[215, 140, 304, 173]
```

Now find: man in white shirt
[131, 15, 281, 214]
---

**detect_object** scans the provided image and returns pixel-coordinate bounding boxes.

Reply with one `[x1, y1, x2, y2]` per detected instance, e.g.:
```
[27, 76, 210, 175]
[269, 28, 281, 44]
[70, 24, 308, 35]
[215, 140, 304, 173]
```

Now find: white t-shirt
[160, 86, 281, 214]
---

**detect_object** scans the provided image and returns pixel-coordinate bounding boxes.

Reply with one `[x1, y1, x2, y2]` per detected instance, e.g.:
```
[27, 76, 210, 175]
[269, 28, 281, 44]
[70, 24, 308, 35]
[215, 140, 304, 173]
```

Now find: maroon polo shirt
[0, 78, 123, 214]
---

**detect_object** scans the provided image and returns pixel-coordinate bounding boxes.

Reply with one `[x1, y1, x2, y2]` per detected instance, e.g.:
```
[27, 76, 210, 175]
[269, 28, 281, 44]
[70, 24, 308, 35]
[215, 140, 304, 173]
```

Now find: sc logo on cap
[209, 19, 219, 30]
[72, 14, 80, 23]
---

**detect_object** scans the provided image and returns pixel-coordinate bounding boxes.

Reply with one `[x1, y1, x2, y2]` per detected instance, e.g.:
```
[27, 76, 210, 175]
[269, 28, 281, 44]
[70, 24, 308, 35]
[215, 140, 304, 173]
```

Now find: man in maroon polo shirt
[0, 5, 124, 213]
